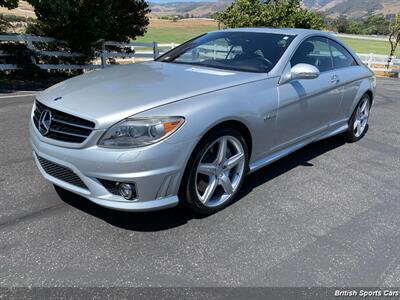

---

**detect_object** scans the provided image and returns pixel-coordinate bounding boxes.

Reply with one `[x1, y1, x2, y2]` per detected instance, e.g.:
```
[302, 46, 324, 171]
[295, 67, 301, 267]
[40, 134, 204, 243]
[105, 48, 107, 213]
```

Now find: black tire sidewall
[179, 127, 249, 214]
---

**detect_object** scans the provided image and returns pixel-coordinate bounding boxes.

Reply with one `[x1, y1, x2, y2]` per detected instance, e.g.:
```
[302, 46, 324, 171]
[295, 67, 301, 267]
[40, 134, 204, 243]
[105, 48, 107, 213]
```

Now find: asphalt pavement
[0, 78, 399, 287]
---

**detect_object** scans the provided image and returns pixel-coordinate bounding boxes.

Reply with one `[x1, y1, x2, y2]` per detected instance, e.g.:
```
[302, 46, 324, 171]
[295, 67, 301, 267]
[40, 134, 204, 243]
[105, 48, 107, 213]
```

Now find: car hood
[37, 61, 267, 129]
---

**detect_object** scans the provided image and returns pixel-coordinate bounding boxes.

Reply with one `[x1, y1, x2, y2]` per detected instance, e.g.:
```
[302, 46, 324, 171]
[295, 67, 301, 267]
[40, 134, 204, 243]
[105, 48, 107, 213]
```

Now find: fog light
[118, 183, 136, 200]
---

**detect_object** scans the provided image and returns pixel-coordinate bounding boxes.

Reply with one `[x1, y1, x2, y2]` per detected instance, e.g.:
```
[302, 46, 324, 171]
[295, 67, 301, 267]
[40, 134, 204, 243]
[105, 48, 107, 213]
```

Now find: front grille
[36, 154, 88, 190]
[33, 100, 95, 143]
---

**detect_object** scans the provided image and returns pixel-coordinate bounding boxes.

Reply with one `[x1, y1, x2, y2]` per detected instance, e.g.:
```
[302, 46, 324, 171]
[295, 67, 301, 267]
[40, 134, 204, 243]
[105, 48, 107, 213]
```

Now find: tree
[211, 12, 223, 30]
[217, 0, 323, 30]
[0, 0, 43, 77]
[346, 19, 363, 34]
[335, 15, 349, 33]
[27, 0, 150, 59]
[363, 14, 390, 35]
[0, 15, 10, 33]
[217, 0, 264, 28]
[329, 14, 391, 35]
[0, 0, 18, 9]
[387, 14, 400, 69]
[0, 0, 19, 33]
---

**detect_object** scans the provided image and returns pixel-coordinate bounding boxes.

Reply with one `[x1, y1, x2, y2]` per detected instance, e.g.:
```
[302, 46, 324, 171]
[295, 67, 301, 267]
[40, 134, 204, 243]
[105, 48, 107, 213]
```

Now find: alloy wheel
[354, 97, 370, 138]
[195, 136, 245, 207]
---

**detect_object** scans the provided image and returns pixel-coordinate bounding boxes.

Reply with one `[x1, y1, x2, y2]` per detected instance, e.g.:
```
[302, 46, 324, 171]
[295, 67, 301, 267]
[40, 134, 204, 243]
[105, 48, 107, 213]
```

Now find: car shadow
[56, 135, 346, 232]
[235, 135, 346, 202]
[0, 77, 70, 93]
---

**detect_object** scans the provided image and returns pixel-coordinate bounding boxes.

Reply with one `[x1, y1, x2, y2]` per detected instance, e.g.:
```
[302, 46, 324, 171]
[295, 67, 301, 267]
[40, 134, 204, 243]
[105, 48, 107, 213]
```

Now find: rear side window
[329, 40, 358, 69]
[291, 37, 333, 72]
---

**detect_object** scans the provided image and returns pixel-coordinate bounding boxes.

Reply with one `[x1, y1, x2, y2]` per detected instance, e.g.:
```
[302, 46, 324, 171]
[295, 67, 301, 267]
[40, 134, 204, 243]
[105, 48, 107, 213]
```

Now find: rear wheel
[179, 128, 249, 214]
[345, 94, 371, 142]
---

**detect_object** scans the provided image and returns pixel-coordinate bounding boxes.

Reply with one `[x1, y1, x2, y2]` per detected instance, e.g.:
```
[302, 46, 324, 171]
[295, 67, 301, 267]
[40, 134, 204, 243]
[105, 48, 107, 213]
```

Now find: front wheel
[345, 94, 371, 142]
[179, 128, 249, 214]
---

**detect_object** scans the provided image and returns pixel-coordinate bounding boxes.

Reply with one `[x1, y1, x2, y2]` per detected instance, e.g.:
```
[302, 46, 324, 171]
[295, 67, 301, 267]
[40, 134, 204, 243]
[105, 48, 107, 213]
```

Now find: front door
[275, 36, 343, 150]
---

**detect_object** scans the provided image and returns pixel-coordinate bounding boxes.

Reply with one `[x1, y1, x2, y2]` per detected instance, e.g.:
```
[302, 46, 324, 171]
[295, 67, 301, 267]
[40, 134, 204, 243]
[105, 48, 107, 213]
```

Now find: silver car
[30, 28, 376, 214]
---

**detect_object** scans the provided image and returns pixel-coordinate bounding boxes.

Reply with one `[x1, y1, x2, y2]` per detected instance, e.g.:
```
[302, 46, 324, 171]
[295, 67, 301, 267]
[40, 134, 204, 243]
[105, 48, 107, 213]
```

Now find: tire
[345, 94, 371, 143]
[179, 127, 249, 215]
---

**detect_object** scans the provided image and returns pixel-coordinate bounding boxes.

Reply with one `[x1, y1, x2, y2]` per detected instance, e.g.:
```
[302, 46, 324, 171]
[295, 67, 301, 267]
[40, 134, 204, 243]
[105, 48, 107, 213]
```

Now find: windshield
[156, 31, 296, 73]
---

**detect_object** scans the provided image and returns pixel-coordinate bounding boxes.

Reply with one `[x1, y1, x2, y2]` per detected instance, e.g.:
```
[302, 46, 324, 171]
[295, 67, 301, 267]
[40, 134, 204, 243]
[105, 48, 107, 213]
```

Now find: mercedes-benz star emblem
[38, 109, 52, 136]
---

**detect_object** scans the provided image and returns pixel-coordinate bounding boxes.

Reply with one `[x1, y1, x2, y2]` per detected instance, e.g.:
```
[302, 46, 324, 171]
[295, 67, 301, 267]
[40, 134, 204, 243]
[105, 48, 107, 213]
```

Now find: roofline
[209, 27, 325, 36]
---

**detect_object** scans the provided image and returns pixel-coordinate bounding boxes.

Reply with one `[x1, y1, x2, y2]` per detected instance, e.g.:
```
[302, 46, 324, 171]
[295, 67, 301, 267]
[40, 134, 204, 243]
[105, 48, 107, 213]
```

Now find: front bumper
[30, 122, 197, 212]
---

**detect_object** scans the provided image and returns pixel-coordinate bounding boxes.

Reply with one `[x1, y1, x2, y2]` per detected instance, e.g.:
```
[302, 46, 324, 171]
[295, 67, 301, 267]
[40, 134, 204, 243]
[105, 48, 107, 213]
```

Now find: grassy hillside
[318, 0, 400, 19]
[149, 0, 400, 19]
[135, 18, 219, 44]
[136, 19, 398, 56]
[150, 1, 230, 18]
[339, 37, 399, 56]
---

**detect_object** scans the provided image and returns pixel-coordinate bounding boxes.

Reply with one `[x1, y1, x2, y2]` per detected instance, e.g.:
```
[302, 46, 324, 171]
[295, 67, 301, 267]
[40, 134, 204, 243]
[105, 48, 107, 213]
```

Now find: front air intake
[36, 154, 88, 190]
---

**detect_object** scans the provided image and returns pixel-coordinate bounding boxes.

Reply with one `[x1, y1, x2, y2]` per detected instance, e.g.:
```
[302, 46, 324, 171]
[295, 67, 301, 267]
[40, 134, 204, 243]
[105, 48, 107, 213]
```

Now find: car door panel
[274, 36, 343, 150]
[328, 40, 366, 124]
[275, 72, 341, 150]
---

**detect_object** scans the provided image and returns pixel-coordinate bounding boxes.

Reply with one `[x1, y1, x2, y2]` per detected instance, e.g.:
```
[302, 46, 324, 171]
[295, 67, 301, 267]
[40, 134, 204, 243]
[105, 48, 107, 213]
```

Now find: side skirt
[248, 123, 348, 174]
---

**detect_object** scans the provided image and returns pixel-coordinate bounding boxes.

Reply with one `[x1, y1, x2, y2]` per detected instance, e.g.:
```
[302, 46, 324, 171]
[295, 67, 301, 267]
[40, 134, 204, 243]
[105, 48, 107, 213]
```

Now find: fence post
[368, 53, 373, 68]
[101, 41, 107, 69]
[26, 34, 37, 65]
[153, 42, 159, 59]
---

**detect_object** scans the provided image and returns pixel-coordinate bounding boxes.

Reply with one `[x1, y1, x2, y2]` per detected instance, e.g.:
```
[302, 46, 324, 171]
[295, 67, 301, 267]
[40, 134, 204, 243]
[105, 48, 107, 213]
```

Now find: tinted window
[174, 38, 244, 62]
[329, 40, 357, 69]
[157, 32, 296, 73]
[291, 37, 333, 72]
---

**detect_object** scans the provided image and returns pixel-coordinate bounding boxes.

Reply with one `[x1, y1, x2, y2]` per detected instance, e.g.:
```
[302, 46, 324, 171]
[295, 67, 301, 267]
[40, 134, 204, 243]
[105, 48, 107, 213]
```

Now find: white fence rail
[357, 53, 400, 73]
[0, 34, 174, 71]
[0, 34, 399, 77]
[335, 33, 390, 42]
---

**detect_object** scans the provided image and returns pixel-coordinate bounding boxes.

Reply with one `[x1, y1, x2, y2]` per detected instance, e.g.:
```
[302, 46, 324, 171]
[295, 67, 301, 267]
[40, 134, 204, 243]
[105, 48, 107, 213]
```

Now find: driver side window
[291, 37, 333, 72]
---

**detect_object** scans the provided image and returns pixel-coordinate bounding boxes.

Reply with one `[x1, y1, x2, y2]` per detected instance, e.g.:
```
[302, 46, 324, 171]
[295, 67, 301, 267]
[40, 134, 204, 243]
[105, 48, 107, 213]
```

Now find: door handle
[330, 75, 340, 84]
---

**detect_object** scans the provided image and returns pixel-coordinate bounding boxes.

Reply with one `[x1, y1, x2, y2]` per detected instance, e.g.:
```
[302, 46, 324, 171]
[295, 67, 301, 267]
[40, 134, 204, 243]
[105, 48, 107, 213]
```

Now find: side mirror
[290, 63, 320, 80]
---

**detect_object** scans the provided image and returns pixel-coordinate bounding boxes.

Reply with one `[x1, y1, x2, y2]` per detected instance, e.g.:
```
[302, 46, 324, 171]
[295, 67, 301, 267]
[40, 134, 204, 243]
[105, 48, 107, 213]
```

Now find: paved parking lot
[0, 78, 399, 287]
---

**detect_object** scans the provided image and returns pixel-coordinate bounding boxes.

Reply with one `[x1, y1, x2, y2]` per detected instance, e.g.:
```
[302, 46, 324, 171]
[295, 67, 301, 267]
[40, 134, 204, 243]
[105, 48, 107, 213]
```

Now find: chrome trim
[52, 117, 95, 130]
[49, 128, 89, 138]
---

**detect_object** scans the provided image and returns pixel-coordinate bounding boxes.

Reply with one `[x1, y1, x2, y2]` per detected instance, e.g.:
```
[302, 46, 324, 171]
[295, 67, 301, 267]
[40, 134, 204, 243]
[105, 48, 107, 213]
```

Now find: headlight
[98, 116, 185, 148]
